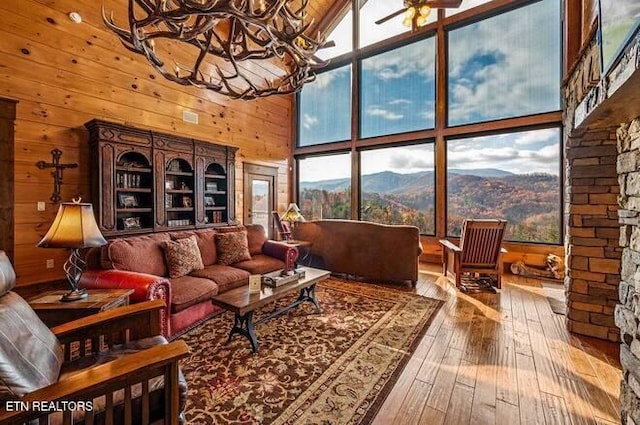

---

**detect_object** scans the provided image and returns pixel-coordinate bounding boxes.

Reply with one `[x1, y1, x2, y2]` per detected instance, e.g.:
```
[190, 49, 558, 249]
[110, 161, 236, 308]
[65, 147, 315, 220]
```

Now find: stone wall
[565, 127, 621, 341]
[564, 38, 621, 342]
[616, 118, 640, 425]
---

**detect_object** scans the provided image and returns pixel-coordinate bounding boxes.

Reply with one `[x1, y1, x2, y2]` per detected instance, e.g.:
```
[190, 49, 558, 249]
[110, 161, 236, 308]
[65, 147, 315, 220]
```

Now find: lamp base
[60, 288, 88, 302]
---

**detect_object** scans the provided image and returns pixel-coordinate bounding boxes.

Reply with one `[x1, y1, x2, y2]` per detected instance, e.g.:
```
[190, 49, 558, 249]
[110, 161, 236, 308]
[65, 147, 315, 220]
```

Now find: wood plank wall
[0, 0, 293, 286]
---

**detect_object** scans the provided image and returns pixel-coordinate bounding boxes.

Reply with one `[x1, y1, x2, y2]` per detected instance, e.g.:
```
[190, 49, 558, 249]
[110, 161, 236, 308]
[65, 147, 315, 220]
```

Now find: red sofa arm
[262, 241, 299, 270]
[79, 269, 172, 338]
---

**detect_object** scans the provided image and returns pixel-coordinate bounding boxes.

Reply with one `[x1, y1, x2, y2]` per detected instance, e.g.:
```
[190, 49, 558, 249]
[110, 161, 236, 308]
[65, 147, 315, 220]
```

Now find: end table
[28, 288, 135, 328]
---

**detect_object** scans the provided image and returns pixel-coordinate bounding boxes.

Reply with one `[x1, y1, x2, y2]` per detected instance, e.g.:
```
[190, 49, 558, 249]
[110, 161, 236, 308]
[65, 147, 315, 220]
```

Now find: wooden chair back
[459, 219, 507, 267]
[272, 211, 291, 241]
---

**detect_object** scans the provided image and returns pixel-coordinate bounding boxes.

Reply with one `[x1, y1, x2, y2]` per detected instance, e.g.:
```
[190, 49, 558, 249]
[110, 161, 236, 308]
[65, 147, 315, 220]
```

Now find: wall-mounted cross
[36, 148, 78, 203]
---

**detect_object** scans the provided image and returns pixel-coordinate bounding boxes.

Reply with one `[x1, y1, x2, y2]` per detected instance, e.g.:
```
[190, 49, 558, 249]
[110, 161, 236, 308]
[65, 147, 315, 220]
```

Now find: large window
[447, 128, 561, 243]
[360, 38, 436, 138]
[358, 0, 411, 48]
[295, 0, 563, 245]
[298, 154, 352, 219]
[298, 65, 352, 146]
[316, 10, 352, 61]
[447, 0, 561, 126]
[361, 144, 435, 234]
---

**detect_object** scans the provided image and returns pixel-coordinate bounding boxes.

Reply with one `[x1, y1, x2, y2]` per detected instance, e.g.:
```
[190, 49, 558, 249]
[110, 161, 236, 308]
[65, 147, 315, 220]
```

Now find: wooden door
[243, 163, 277, 238]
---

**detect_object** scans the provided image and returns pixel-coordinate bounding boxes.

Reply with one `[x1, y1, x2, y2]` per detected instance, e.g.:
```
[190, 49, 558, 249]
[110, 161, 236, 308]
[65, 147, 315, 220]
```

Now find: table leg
[296, 283, 321, 314]
[227, 311, 258, 353]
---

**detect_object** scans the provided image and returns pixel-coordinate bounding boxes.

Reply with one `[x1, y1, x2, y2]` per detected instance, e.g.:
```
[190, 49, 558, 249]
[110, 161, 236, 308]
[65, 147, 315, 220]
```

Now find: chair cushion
[108, 233, 171, 277]
[56, 336, 188, 425]
[190, 265, 250, 293]
[169, 275, 219, 313]
[162, 236, 205, 278]
[232, 254, 286, 275]
[215, 231, 251, 265]
[170, 229, 218, 266]
[0, 292, 63, 400]
[245, 224, 268, 256]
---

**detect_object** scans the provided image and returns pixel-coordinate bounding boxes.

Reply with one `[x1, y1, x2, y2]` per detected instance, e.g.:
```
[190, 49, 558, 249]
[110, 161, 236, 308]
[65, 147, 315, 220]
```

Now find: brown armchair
[0, 251, 189, 425]
[439, 219, 507, 292]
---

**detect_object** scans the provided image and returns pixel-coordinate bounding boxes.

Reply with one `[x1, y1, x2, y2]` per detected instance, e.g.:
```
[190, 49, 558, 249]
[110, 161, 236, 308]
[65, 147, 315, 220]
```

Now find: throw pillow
[162, 235, 205, 278]
[215, 231, 252, 265]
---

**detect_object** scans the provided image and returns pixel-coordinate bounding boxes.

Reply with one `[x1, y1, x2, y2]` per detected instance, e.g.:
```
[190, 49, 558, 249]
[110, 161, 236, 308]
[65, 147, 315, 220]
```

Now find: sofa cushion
[190, 265, 250, 293]
[170, 229, 218, 266]
[169, 275, 219, 313]
[232, 254, 285, 275]
[245, 224, 268, 256]
[162, 236, 204, 278]
[215, 231, 251, 265]
[108, 233, 170, 277]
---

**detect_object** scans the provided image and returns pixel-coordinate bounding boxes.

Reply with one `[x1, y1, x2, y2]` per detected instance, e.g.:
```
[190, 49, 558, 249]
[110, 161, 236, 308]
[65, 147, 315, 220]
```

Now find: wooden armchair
[0, 252, 189, 425]
[439, 219, 507, 292]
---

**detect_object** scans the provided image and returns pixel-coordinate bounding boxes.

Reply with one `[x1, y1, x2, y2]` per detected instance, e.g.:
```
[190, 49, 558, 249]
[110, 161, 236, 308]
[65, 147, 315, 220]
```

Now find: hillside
[299, 169, 560, 243]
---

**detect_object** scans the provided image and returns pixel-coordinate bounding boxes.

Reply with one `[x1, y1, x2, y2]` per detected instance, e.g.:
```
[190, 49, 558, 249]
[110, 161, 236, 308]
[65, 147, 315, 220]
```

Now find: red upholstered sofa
[80, 224, 298, 339]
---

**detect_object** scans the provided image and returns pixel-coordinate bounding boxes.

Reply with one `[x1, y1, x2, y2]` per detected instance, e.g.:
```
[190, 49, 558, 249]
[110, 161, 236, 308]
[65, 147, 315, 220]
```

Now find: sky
[298, 0, 561, 180]
[299, 127, 560, 183]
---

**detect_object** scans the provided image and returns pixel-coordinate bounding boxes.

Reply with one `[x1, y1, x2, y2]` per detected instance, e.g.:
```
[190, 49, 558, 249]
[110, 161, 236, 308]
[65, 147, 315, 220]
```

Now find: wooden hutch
[85, 120, 236, 236]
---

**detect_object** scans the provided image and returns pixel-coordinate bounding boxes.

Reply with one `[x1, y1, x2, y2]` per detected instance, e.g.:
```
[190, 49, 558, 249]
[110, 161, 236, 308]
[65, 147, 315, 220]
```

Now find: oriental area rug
[179, 278, 443, 425]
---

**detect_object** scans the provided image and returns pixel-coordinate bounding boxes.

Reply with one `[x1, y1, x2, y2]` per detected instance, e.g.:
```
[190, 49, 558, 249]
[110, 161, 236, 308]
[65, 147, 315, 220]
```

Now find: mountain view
[299, 169, 560, 243]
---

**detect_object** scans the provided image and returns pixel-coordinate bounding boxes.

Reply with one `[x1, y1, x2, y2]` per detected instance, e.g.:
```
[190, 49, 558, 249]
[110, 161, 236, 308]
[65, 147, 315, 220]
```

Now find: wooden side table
[28, 288, 135, 328]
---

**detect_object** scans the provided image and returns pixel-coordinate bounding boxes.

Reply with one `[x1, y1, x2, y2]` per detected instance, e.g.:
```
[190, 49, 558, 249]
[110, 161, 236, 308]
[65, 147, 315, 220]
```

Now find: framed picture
[165, 180, 175, 190]
[206, 182, 218, 192]
[122, 216, 141, 230]
[204, 196, 215, 207]
[118, 193, 138, 208]
[182, 196, 193, 208]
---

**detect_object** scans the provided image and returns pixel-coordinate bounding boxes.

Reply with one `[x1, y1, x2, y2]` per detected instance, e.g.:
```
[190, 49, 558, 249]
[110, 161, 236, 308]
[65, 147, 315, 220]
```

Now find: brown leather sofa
[81, 224, 298, 339]
[292, 219, 423, 286]
[0, 251, 189, 425]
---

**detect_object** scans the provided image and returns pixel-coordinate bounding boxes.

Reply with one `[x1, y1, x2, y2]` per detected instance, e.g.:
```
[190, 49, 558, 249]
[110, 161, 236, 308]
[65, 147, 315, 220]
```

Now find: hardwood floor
[372, 265, 621, 425]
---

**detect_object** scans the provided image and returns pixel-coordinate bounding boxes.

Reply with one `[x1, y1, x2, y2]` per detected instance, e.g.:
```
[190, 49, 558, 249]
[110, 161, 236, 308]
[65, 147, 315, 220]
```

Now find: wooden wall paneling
[0, 4, 291, 132]
[0, 99, 17, 262]
[12, 0, 290, 111]
[1, 1, 292, 285]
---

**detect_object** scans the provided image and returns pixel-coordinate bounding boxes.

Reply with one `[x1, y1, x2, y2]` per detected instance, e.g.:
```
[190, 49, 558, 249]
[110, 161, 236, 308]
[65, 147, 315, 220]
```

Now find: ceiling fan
[375, 0, 463, 27]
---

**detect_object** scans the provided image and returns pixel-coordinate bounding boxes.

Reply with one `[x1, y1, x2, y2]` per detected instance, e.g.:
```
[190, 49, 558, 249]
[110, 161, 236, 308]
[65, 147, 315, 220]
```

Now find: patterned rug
[179, 277, 443, 424]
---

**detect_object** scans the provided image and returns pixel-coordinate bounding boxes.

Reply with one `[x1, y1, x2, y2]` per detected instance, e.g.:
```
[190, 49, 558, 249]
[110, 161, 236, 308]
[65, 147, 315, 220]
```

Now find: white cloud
[447, 0, 560, 124]
[389, 99, 412, 105]
[362, 144, 435, 175]
[366, 107, 403, 120]
[301, 113, 318, 130]
[513, 128, 558, 146]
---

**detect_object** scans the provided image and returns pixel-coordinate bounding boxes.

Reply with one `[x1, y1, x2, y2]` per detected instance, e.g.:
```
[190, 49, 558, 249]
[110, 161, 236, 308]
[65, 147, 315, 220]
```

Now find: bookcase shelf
[87, 119, 237, 236]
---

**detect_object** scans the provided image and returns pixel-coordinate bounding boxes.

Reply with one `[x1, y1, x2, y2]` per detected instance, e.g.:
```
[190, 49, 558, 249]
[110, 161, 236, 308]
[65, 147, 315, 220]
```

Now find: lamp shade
[37, 201, 107, 249]
[281, 203, 305, 223]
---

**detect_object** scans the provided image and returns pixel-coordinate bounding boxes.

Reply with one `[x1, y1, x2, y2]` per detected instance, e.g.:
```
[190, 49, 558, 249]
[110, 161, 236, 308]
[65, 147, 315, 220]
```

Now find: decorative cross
[36, 148, 78, 203]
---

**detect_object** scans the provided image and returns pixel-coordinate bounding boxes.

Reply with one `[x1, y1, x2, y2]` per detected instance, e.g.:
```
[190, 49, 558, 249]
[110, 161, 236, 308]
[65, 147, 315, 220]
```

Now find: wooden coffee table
[211, 266, 330, 353]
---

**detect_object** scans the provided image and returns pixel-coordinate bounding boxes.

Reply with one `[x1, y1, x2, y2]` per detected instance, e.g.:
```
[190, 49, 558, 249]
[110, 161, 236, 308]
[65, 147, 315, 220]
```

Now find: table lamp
[37, 198, 107, 302]
[281, 203, 305, 228]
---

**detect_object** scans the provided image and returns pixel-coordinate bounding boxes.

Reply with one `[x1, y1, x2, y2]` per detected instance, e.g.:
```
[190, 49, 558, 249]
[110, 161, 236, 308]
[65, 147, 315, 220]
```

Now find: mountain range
[300, 168, 515, 194]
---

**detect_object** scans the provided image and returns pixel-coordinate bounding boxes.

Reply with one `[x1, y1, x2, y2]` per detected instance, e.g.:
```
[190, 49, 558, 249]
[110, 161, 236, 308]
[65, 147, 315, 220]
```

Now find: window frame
[444, 125, 564, 244]
[358, 139, 437, 236]
[293, 0, 564, 245]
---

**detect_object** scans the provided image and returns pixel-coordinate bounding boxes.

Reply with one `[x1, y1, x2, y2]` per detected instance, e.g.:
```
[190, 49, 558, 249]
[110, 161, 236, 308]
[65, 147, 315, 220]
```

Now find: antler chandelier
[103, 0, 327, 100]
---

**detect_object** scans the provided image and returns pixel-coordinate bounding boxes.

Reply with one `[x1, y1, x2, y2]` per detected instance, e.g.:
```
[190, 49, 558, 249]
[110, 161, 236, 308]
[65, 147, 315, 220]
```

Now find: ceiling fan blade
[320, 40, 336, 49]
[425, 0, 462, 7]
[375, 8, 406, 25]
